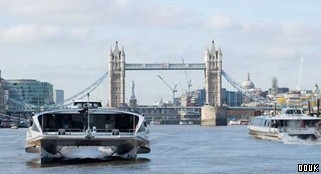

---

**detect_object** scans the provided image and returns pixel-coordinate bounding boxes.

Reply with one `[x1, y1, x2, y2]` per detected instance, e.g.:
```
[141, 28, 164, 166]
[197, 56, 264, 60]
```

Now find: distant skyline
[1, 0, 321, 105]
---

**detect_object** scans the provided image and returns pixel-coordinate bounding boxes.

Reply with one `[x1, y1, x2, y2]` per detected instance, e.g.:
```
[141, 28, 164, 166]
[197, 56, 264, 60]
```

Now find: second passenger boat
[248, 107, 321, 140]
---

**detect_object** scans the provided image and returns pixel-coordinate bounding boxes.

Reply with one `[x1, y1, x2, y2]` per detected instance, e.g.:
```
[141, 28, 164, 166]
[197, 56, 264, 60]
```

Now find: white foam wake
[60, 146, 115, 159]
[281, 135, 321, 145]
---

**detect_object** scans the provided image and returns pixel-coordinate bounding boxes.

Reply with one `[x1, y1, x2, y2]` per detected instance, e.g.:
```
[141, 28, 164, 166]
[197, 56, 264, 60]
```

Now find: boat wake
[281, 135, 321, 145]
[60, 146, 116, 159]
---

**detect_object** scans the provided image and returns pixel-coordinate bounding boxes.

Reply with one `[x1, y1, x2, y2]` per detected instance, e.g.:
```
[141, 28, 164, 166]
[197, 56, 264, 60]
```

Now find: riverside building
[7, 79, 54, 110]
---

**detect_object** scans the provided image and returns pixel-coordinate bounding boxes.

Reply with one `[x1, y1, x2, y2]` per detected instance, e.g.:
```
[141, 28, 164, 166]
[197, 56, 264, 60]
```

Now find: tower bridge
[106, 41, 286, 125]
[4, 40, 287, 125]
[109, 40, 234, 126]
[5, 40, 277, 125]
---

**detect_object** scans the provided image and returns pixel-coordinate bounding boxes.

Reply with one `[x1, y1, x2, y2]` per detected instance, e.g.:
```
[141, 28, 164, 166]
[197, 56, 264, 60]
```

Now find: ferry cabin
[250, 116, 321, 130]
[36, 111, 143, 134]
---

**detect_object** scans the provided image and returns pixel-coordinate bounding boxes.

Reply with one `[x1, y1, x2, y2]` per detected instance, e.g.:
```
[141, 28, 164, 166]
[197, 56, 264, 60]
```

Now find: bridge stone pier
[108, 41, 227, 126]
[201, 105, 227, 126]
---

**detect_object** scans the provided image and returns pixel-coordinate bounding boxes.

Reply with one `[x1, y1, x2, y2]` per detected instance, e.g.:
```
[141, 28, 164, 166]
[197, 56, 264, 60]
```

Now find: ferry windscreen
[38, 113, 139, 132]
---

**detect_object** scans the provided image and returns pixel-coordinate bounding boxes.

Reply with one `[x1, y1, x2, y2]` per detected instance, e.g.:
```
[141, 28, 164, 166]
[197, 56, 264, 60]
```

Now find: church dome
[242, 73, 255, 89]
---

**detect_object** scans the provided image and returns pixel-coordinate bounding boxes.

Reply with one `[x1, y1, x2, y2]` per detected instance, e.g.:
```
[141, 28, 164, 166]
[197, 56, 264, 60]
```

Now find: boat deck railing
[42, 128, 136, 136]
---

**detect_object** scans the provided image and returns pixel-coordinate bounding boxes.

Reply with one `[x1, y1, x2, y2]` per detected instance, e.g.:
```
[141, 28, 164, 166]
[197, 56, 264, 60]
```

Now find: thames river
[1, 125, 321, 174]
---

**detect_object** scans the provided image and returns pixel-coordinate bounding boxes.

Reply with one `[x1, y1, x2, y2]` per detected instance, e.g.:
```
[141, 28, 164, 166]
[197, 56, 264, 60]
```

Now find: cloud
[0, 25, 89, 43]
[242, 21, 282, 34]
[0, 25, 59, 43]
[206, 14, 242, 31]
[0, 0, 199, 29]
[281, 23, 321, 45]
[142, 4, 200, 28]
[266, 48, 298, 59]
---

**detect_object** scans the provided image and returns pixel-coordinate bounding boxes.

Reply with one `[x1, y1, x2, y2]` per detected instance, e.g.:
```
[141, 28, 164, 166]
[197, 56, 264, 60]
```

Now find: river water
[1, 125, 320, 174]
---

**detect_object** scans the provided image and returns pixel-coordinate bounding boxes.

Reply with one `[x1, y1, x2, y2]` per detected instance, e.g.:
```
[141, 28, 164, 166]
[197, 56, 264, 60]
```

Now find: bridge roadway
[125, 63, 206, 70]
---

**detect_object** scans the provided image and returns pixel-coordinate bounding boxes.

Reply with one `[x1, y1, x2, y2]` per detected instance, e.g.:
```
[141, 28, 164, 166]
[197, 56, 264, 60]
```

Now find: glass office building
[222, 88, 243, 107]
[55, 89, 64, 105]
[7, 79, 54, 110]
[1, 79, 26, 112]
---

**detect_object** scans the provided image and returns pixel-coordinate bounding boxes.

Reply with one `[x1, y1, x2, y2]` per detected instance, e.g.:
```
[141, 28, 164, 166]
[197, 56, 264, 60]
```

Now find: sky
[1, 0, 321, 105]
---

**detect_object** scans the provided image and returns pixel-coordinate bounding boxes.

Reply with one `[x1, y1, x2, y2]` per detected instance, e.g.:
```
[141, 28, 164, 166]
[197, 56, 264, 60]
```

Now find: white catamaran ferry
[25, 101, 150, 163]
[248, 107, 321, 140]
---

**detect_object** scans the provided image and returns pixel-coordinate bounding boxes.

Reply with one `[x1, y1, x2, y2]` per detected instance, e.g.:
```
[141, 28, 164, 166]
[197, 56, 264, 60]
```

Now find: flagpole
[87, 93, 90, 131]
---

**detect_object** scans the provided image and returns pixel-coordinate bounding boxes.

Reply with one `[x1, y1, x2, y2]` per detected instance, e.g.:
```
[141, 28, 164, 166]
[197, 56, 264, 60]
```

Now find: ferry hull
[25, 105, 151, 164]
[26, 135, 149, 163]
[248, 127, 320, 140]
[248, 129, 279, 140]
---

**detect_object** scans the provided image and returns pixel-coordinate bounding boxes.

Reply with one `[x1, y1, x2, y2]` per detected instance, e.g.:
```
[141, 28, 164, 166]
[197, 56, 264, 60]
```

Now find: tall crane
[157, 75, 177, 104]
[182, 59, 192, 93]
[296, 57, 304, 91]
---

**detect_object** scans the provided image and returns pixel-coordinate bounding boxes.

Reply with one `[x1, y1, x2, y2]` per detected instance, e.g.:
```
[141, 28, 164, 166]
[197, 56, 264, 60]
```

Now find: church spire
[129, 80, 137, 107]
[131, 81, 136, 99]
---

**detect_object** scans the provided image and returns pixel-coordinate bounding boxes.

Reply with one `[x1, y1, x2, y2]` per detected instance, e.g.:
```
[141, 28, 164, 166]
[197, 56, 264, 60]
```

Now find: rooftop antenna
[85, 92, 93, 139]
[87, 93, 90, 131]
[296, 57, 304, 91]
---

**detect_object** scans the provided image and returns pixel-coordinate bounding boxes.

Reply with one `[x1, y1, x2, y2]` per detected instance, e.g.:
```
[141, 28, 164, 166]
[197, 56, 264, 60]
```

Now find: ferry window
[115, 114, 139, 131]
[253, 118, 261, 126]
[286, 110, 293, 114]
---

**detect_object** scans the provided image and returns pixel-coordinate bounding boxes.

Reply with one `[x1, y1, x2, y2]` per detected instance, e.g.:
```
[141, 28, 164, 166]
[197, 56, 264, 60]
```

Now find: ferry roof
[33, 108, 144, 118]
[253, 115, 321, 121]
[73, 100, 103, 108]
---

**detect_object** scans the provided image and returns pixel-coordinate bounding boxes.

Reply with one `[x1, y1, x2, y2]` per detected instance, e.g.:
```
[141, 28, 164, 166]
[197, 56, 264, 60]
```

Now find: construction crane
[296, 57, 304, 91]
[182, 59, 192, 93]
[157, 75, 177, 104]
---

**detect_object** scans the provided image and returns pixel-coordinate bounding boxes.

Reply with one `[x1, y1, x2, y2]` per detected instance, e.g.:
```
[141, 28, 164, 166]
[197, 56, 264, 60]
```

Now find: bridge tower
[201, 41, 227, 126]
[108, 41, 125, 108]
[205, 40, 222, 106]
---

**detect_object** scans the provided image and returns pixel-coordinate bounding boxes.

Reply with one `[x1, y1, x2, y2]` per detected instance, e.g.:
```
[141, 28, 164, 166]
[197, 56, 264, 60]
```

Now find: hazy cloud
[266, 48, 298, 60]
[0, 25, 59, 43]
[0, 25, 90, 43]
[0, 0, 199, 29]
[206, 14, 242, 31]
[282, 23, 321, 45]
